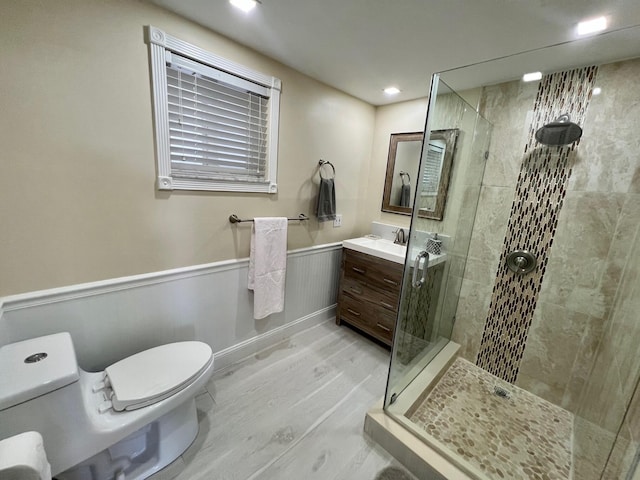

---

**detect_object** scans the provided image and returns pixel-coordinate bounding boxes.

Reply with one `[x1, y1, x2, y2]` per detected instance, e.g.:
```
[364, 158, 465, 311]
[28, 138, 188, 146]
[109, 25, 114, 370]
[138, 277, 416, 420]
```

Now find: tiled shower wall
[475, 66, 598, 383]
[572, 58, 640, 480]
[451, 57, 640, 414]
[574, 224, 640, 479]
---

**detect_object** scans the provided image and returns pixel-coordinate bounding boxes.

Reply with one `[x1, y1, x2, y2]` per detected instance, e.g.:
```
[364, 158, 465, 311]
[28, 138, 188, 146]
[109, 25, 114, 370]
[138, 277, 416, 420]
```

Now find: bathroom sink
[342, 237, 446, 267]
[342, 237, 406, 263]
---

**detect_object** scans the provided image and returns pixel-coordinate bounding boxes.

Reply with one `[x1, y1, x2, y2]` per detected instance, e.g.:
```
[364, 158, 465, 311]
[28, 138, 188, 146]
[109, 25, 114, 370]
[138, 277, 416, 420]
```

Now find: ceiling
[148, 0, 640, 105]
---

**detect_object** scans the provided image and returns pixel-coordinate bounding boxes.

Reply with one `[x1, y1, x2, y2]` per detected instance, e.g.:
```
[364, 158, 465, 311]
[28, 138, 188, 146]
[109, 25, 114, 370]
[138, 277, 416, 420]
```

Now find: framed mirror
[381, 129, 459, 221]
[381, 132, 422, 216]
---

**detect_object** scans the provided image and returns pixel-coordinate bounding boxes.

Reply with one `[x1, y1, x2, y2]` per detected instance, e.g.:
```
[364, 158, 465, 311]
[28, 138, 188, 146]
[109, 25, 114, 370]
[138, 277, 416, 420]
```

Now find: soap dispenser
[425, 233, 442, 255]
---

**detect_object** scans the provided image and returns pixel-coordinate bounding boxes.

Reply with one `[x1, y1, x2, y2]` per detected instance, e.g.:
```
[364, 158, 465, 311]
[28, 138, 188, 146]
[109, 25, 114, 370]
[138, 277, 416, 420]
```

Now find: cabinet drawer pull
[376, 323, 391, 332]
[350, 286, 363, 294]
[352, 267, 366, 274]
[380, 301, 395, 310]
[383, 278, 399, 286]
[347, 308, 361, 317]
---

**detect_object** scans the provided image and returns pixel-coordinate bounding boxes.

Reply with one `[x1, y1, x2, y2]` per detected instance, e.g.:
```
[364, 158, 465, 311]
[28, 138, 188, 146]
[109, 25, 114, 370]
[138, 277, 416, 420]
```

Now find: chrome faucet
[393, 228, 407, 246]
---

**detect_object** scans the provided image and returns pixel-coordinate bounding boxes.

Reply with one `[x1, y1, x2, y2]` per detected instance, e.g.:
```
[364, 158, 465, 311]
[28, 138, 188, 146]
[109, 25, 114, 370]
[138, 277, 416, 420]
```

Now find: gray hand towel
[316, 178, 336, 221]
[399, 184, 411, 207]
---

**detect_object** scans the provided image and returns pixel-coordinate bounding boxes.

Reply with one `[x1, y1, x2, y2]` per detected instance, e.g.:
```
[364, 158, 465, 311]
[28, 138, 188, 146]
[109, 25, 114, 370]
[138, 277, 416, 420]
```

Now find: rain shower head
[535, 114, 583, 146]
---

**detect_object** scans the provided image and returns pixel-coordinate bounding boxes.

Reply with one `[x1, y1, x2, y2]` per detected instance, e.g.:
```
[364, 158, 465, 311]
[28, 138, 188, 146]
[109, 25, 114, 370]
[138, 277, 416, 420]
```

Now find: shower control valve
[506, 250, 537, 275]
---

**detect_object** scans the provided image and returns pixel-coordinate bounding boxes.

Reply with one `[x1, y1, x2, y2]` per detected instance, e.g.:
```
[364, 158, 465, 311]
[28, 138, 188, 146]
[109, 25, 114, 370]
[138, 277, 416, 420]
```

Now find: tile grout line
[210, 333, 366, 404]
[211, 326, 344, 385]
[291, 372, 344, 409]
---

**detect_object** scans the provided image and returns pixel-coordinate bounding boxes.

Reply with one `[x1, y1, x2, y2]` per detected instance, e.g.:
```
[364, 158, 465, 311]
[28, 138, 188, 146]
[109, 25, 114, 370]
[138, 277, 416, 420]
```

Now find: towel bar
[229, 214, 309, 224]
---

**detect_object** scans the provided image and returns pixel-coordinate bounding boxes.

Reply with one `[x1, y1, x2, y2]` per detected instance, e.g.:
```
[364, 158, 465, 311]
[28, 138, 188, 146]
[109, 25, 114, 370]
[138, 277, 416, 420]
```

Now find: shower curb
[364, 401, 471, 480]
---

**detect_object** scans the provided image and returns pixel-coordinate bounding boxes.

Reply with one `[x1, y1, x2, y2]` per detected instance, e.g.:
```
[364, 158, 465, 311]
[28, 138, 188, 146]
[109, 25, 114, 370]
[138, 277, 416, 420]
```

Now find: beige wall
[0, 0, 376, 296]
[366, 98, 429, 229]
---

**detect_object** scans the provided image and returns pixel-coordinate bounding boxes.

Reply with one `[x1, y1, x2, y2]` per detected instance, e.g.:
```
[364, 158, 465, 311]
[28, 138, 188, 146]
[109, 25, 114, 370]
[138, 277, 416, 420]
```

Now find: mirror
[381, 129, 459, 221]
[381, 132, 422, 216]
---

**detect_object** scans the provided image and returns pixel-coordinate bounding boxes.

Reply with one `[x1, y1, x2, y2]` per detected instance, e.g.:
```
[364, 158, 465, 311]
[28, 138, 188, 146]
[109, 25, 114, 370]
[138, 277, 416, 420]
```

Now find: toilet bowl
[0, 332, 214, 480]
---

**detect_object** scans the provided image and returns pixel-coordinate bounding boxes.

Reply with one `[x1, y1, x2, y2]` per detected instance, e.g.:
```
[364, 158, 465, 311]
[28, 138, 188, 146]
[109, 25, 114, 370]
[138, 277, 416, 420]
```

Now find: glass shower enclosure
[381, 27, 640, 480]
[384, 78, 491, 408]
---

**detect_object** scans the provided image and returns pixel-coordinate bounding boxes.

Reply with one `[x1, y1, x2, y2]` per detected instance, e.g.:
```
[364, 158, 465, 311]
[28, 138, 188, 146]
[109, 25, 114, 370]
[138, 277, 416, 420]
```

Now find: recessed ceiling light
[384, 86, 401, 95]
[577, 16, 607, 36]
[522, 72, 542, 82]
[229, 0, 258, 13]
[592, 87, 602, 95]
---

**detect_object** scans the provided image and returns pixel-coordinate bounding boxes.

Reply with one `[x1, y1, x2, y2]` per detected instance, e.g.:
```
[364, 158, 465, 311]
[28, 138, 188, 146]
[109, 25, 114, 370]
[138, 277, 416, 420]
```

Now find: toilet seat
[105, 342, 213, 412]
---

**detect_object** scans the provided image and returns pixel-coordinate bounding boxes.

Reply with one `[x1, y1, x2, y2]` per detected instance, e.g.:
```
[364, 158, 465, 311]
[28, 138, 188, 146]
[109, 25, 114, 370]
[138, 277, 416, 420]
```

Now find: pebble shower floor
[408, 358, 573, 480]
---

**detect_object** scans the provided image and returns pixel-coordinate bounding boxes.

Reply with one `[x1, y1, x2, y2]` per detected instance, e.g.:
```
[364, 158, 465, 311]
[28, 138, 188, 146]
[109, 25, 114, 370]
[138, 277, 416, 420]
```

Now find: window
[146, 26, 281, 193]
[421, 140, 446, 196]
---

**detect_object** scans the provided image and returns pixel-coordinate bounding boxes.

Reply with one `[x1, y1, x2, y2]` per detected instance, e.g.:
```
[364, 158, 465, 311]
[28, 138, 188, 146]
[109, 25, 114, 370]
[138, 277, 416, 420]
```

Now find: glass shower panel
[384, 77, 491, 408]
[435, 112, 492, 343]
[572, 213, 640, 480]
[374, 28, 640, 480]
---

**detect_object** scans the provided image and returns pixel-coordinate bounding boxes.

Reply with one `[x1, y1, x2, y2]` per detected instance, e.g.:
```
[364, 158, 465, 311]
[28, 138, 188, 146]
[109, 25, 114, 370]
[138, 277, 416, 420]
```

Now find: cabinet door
[337, 248, 403, 346]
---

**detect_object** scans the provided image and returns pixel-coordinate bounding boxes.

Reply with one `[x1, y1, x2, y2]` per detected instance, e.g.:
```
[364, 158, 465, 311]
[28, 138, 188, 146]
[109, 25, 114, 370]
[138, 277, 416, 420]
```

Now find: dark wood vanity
[336, 248, 403, 346]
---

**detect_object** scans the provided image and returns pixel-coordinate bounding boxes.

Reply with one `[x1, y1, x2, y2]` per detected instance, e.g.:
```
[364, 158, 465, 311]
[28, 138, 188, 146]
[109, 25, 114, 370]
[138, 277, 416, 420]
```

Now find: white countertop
[342, 236, 447, 267]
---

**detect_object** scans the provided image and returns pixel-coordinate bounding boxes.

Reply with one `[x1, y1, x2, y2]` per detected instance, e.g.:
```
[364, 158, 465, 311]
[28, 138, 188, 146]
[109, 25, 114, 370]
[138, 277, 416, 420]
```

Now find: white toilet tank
[0, 333, 92, 474]
[0, 333, 80, 411]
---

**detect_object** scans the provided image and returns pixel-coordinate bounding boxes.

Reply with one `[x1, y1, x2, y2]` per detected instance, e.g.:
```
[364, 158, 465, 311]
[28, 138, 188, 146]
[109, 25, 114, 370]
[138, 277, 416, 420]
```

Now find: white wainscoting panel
[0, 244, 342, 371]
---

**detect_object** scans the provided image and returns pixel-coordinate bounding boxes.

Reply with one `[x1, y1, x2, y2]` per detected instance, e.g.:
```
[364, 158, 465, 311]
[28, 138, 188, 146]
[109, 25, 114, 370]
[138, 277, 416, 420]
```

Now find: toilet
[0, 332, 214, 480]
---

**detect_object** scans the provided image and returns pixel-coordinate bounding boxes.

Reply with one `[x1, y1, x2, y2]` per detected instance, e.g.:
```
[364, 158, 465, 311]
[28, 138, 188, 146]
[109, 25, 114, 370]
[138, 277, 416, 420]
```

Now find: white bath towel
[248, 217, 288, 320]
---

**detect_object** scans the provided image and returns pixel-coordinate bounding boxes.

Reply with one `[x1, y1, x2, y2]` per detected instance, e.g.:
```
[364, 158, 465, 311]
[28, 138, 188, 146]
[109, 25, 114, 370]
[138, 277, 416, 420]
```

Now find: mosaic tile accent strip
[408, 357, 573, 480]
[476, 66, 598, 382]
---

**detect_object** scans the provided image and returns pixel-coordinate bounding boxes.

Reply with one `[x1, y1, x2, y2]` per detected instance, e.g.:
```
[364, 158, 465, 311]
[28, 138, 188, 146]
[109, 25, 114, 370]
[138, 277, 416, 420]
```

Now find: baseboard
[212, 305, 336, 372]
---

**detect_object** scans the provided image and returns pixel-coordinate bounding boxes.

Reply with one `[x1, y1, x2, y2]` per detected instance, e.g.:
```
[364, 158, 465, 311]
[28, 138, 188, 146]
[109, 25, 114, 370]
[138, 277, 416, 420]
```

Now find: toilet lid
[105, 341, 213, 411]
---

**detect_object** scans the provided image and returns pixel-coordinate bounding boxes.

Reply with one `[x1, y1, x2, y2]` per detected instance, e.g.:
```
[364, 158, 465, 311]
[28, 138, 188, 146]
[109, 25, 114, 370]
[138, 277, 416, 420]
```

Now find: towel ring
[318, 159, 335, 180]
[399, 171, 411, 186]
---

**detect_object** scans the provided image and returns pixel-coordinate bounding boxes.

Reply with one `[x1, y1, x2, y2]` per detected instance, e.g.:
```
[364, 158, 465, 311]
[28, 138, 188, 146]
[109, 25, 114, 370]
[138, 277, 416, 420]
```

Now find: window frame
[146, 25, 281, 193]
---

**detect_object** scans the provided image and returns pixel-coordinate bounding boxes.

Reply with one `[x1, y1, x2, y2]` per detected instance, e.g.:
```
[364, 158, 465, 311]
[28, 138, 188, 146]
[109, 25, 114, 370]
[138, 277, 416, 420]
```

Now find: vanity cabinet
[336, 248, 403, 346]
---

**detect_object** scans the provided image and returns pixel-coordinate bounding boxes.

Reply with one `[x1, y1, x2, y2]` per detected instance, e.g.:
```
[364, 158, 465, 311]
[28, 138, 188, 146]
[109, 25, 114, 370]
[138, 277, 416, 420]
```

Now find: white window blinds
[421, 142, 445, 194]
[166, 53, 270, 183]
[147, 26, 281, 193]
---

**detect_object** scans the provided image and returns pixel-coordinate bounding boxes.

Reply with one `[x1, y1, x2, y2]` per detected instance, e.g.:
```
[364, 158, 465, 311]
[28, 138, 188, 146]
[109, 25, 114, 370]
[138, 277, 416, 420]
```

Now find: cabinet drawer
[339, 295, 395, 344]
[342, 249, 403, 293]
[341, 277, 399, 312]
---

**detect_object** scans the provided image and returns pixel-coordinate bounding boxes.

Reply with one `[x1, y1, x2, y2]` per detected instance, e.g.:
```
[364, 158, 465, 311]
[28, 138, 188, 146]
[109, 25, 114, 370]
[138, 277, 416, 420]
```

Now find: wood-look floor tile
[253, 368, 407, 479]
[154, 321, 416, 480]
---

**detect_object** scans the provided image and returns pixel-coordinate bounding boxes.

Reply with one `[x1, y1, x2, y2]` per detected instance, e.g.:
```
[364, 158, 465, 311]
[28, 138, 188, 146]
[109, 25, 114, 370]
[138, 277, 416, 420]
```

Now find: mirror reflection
[381, 129, 459, 220]
[382, 132, 421, 215]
